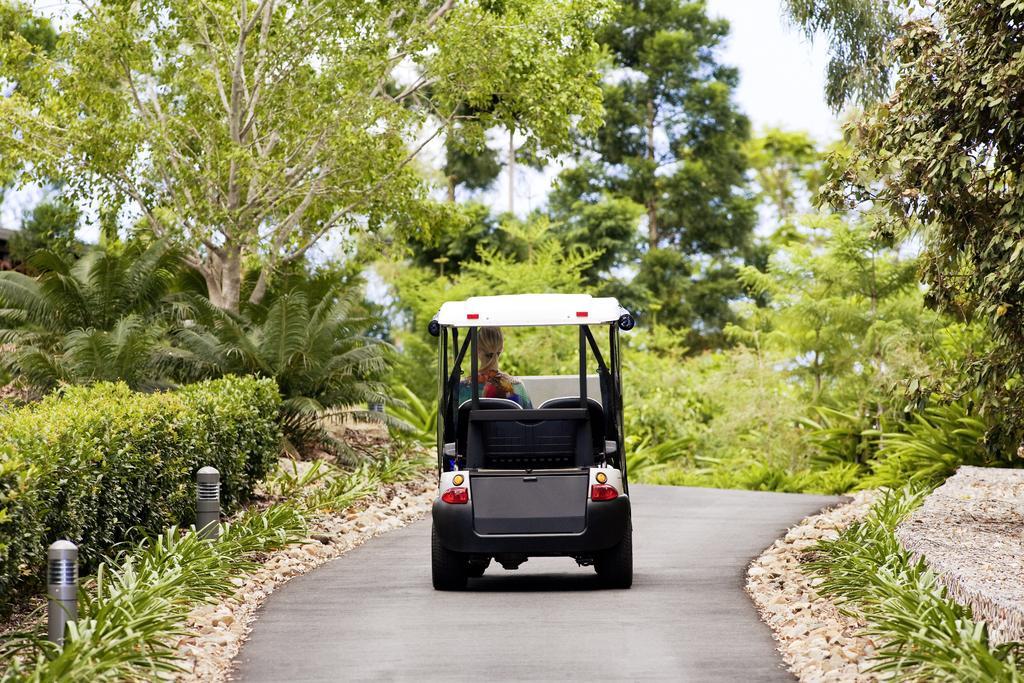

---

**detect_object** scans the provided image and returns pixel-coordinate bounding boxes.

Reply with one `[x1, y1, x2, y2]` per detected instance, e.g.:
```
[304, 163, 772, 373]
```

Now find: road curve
[234, 484, 838, 682]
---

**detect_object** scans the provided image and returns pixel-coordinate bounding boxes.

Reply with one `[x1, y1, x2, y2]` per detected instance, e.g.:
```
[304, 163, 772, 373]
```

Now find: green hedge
[0, 376, 280, 613]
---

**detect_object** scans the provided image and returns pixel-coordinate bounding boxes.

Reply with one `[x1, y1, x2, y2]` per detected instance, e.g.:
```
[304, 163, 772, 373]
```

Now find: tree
[0, 0, 612, 313]
[0, 1, 58, 195]
[582, 0, 754, 252]
[820, 0, 1024, 448]
[781, 0, 905, 111]
[8, 197, 81, 264]
[731, 215, 928, 405]
[554, 1, 756, 337]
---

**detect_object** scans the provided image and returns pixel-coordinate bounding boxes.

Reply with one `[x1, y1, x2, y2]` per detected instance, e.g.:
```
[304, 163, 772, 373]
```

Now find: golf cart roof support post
[470, 327, 479, 409]
[609, 323, 628, 492]
[583, 326, 607, 373]
[438, 330, 445, 470]
[579, 325, 587, 410]
[446, 329, 471, 450]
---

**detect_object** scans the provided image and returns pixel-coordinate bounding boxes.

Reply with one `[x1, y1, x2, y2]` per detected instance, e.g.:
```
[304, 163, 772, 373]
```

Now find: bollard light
[196, 466, 221, 540]
[47, 540, 77, 647]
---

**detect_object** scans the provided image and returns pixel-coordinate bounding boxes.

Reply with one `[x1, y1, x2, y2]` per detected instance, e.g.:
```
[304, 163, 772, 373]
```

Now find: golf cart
[428, 293, 635, 589]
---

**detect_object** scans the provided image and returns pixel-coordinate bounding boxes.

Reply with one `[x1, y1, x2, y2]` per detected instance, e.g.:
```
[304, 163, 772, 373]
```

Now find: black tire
[595, 521, 633, 588]
[466, 557, 490, 578]
[432, 524, 467, 590]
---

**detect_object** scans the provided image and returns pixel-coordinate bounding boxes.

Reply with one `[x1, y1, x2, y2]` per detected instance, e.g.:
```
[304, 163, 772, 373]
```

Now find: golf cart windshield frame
[433, 322, 627, 481]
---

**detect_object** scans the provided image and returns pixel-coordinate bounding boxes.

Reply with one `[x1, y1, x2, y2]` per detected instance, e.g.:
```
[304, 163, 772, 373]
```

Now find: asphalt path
[234, 484, 838, 682]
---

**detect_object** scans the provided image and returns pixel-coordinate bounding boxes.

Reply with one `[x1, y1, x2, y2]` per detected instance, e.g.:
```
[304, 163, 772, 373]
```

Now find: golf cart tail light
[576, 311, 588, 317]
[442, 487, 469, 504]
[591, 484, 618, 501]
[466, 313, 479, 320]
[452, 474, 465, 486]
[595, 471, 608, 484]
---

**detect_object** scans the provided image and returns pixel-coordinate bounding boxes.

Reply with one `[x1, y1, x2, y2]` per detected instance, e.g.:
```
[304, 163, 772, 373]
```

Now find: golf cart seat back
[456, 399, 521, 462]
[538, 397, 605, 454]
[459, 401, 594, 470]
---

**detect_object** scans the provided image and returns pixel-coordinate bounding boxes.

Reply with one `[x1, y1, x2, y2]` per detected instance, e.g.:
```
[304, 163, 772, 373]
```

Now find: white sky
[706, 0, 838, 143]
[4, 0, 840, 237]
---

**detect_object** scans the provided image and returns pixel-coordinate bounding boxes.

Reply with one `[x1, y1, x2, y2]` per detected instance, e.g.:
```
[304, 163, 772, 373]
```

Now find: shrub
[809, 488, 1024, 680]
[0, 376, 280, 613]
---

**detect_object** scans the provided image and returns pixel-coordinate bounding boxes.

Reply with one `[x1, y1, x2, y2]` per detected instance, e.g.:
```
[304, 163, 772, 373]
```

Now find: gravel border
[895, 466, 1024, 645]
[746, 490, 890, 682]
[167, 470, 436, 682]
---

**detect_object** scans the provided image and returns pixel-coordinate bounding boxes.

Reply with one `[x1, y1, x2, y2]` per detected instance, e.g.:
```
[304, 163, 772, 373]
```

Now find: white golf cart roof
[435, 293, 628, 327]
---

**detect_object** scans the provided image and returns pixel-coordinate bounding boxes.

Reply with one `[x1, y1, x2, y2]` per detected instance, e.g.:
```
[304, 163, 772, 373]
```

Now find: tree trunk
[249, 265, 270, 307]
[200, 246, 243, 314]
[646, 97, 658, 249]
[507, 129, 515, 215]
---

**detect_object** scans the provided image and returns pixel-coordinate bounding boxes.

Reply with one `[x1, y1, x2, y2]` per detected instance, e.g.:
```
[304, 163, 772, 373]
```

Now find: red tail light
[441, 487, 469, 504]
[590, 484, 618, 501]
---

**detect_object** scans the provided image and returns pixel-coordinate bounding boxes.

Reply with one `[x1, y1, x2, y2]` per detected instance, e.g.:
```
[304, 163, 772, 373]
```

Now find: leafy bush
[0, 376, 280, 613]
[386, 386, 438, 448]
[809, 488, 1024, 680]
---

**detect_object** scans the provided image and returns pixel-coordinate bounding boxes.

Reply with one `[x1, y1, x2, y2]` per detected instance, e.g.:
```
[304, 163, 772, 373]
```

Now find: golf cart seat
[456, 398, 522, 462]
[539, 397, 605, 456]
[459, 398, 593, 470]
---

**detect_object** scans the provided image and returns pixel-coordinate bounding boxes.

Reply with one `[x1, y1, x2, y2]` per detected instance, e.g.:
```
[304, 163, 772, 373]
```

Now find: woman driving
[458, 326, 532, 408]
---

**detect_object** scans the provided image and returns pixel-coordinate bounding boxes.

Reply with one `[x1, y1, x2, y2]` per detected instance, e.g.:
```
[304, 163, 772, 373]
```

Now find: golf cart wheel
[466, 557, 490, 578]
[432, 524, 467, 590]
[595, 521, 633, 588]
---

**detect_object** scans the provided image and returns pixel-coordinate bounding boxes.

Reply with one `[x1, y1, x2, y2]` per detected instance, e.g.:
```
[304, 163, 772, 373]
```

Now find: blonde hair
[477, 326, 504, 372]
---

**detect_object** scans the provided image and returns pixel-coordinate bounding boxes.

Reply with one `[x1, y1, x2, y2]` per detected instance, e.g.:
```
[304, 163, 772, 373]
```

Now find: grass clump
[808, 488, 1024, 681]
[0, 505, 305, 682]
[0, 454, 423, 682]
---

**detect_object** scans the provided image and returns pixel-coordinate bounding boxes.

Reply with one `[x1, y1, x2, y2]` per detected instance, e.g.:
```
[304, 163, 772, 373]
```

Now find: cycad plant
[0, 241, 181, 391]
[172, 284, 391, 457]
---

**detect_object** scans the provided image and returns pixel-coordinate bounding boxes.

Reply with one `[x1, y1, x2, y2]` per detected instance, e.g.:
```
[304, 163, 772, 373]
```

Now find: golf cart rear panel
[471, 470, 589, 534]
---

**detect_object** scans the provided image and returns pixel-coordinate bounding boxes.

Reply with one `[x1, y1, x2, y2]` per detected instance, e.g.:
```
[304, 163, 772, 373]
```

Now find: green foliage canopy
[781, 0, 905, 111]
[0, 0, 612, 313]
[823, 0, 1024, 449]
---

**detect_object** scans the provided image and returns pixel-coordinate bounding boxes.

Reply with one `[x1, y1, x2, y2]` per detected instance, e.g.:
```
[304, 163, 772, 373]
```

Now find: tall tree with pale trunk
[0, 0, 611, 312]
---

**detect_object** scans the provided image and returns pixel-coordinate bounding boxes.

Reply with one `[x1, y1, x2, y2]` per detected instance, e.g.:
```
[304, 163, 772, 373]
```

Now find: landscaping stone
[894, 465, 1024, 645]
[746, 490, 891, 682]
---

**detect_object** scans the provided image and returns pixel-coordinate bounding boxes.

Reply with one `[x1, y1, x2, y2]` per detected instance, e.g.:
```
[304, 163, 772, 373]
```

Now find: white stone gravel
[166, 470, 436, 682]
[746, 490, 890, 683]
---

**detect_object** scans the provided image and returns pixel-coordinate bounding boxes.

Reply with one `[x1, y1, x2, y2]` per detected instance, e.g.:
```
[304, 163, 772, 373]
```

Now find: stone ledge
[895, 466, 1024, 644]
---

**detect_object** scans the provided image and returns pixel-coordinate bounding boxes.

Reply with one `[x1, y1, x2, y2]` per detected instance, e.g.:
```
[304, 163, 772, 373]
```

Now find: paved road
[235, 485, 837, 682]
